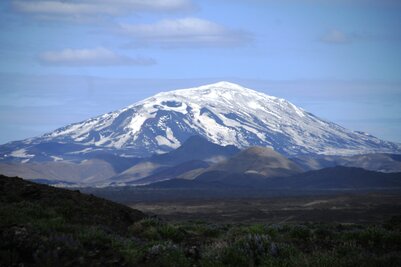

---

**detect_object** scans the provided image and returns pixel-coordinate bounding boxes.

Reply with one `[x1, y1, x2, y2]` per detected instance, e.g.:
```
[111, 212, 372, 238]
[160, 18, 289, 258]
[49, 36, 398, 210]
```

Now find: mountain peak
[201, 81, 246, 89]
[153, 81, 271, 101]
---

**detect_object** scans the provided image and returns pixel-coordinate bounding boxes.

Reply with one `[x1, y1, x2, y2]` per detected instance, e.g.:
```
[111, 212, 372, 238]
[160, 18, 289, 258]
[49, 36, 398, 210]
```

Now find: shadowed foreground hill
[0, 175, 145, 232]
[0, 175, 145, 266]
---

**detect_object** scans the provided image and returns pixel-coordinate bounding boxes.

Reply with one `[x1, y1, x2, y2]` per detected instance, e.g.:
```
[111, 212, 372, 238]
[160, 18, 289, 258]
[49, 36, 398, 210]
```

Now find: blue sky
[0, 0, 400, 144]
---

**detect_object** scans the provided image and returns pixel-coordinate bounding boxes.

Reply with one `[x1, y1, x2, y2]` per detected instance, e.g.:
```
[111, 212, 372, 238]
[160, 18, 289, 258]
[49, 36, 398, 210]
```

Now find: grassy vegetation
[1, 175, 401, 266]
[2, 207, 401, 266]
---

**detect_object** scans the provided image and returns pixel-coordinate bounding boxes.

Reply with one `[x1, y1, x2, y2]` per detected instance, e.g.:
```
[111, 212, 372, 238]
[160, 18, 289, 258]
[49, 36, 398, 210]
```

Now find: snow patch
[51, 156, 63, 161]
[128, 113, 150, 135]
[11, 149, 34, 158]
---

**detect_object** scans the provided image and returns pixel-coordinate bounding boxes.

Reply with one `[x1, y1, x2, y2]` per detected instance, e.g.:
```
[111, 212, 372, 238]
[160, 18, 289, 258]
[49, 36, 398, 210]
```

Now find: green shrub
[192, 223, 222, 238]
[77, 226, 111, 245]
[140, 217, 162, 227]
[290, 225, 311, 241]
[129, 218, 162, 240]
[265, 224, 282, 239]
[142, 226, 161, 240]
[35, 216, 68, 232]
[112, 240, 143, 265]
[158, 224, 187, 242]
[335, 240, 360, 257]
[144, 241, 190, 267]
[313, 226, 334, 241]
[248, 224, 266, 235]
[226, 225, 248, 239]
[221, 234, 273, 266]
[128, 221, 145, 236]
[303, 251, 342, 267]
[0, 202, 57, 226]
[274, 242, 300, 258]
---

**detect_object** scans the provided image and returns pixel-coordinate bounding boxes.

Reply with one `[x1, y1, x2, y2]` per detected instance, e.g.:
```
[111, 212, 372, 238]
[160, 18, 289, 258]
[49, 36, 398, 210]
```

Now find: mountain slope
[1, 81, 400, 163]
[150, 135, 240, 165]
[128, 160, 210, 185]
[207, 146, 303, 177]
[110, 136, 238, 184]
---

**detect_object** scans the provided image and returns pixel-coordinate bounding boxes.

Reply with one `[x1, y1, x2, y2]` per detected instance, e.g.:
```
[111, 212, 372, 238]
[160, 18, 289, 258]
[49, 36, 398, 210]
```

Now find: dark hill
[0, 175, 147, 266]
[146, 166, 401, 192]
[195, 170, 268, 187]
[0, 175, 145, 232]
[273, 166, 401, 190]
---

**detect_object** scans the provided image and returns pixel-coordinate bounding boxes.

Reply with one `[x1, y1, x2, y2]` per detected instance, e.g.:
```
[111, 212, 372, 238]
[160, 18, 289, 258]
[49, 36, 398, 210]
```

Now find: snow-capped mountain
[1, 81, 400, 162]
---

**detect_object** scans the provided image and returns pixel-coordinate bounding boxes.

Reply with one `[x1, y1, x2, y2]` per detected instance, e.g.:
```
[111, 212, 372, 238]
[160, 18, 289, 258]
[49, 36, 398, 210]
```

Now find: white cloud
[119, 17, 252, 48]
[39, 47, 156, 66]
[12, 0, 194, 18]
[320, 29, 351, 44]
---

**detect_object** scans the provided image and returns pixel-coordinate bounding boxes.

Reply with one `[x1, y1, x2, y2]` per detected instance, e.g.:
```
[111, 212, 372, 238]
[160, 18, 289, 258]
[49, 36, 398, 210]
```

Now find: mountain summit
[1, 81, 400, 161]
